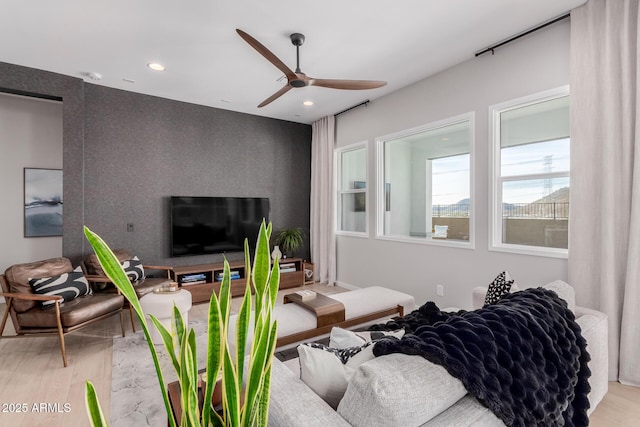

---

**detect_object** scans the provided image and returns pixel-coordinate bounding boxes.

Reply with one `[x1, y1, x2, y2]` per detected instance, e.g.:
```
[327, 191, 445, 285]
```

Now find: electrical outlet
[436, 284, 444, 297]
[127, 223, 134, 232]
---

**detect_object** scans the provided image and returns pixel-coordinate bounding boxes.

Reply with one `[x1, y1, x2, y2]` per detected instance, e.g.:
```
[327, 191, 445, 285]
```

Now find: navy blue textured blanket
[371, 288, 591, 427]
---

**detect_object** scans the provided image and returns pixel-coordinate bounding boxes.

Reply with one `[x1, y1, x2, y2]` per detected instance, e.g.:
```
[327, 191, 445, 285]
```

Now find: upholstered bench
[229, 286, 416, 353]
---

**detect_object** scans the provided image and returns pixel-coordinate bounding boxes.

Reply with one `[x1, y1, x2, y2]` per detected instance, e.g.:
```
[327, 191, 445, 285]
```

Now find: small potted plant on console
[274, 227, 304, 258]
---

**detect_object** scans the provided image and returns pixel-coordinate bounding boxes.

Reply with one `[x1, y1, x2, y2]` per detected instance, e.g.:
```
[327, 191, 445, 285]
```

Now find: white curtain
[310, 116, 336, 285]
[569, 0, 640, 386]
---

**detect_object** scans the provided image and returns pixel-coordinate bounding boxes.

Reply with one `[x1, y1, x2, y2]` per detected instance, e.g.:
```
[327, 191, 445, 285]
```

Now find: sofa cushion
[4, 257, 73, 312]
[543, 280, 576, 313]
[484, 271, 514, 305]
[29, 266, 92, 307]
[421, 395, 505, 427]
[269, 357, 351, 426]
[337, 353, 467, 427]
[298, 342, 375, 409]
[16, 292, 124, 328]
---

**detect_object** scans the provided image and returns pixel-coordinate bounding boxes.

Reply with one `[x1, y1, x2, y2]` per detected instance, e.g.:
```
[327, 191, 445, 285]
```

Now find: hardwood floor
[1, 284, 638, 426]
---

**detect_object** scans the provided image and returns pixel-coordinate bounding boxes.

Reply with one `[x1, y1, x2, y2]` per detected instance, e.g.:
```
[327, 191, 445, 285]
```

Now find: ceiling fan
[236, 29, 387, 108]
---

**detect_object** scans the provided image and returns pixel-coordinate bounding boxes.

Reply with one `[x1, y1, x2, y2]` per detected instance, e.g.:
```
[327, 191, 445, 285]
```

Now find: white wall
[0, 93, 63, 273]
[335, 22, 570, 308]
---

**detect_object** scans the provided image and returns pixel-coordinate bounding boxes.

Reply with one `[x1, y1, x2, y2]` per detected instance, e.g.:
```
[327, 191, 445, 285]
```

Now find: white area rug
[110, 320, 208, 427]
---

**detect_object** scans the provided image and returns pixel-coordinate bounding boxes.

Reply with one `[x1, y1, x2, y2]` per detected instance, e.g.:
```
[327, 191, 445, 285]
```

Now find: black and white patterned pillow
[29, 266, 92, 307]
[305, 342, 373, 364]
[122, 256, 145, 282]
[484, 271, 515, 306]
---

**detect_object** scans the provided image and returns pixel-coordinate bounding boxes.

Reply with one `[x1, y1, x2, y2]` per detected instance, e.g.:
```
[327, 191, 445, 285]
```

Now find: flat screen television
[170, 196, 270, 257]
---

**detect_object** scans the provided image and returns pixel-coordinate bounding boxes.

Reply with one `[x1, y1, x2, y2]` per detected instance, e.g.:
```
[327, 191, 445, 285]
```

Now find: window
[335, 142, 368, 235]
[490, 87, 570, 257]
[376, 113, 474, 247]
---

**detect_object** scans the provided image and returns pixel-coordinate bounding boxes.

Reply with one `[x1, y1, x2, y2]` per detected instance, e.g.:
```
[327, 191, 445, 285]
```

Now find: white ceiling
[0, 0, 586, 125]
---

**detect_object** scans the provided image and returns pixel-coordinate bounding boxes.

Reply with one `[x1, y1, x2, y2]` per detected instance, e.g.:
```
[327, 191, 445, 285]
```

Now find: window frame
[334, 140, 369, 237]
[489, 86, 570, 258]
[375, 112, 475, 249]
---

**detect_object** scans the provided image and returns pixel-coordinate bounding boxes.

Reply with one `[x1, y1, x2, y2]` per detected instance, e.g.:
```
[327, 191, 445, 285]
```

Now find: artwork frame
[24, 168, 63, 237]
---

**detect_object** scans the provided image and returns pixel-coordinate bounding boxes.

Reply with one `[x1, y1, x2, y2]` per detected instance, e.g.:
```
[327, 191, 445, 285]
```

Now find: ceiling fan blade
[236, 29, 297, 81]
[309, 78, 387, 90]
[258, 85, 293, 108]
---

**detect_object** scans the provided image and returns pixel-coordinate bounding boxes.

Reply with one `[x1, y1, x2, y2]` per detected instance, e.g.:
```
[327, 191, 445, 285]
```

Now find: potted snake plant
[84, 220, 279, 426]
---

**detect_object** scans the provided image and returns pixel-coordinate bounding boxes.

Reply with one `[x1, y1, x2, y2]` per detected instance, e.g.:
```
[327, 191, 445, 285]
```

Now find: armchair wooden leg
[0, 297, 13, 336]
[55, 302, 67, 367]
[119, 311, 125, 337]
[129, 305, 136, 333]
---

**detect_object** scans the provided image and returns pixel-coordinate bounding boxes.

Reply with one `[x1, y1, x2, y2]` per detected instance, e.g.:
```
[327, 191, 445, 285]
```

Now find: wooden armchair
[0, 257, 125, 367]
[82, 249, 173, 331]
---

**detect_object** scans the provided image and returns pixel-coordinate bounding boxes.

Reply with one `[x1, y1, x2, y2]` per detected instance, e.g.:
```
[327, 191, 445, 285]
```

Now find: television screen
[170, 196, 269, 257]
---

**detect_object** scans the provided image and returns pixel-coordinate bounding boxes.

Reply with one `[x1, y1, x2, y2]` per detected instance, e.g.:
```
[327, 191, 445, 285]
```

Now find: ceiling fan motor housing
[290, 33, 305, 46]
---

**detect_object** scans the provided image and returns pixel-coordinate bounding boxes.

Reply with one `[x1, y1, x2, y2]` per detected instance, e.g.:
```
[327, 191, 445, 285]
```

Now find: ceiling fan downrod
[290, 33, 305, 75]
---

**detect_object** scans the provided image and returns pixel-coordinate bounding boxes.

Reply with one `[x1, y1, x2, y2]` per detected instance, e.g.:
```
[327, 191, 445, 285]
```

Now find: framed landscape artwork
[24, 168, 63, 237]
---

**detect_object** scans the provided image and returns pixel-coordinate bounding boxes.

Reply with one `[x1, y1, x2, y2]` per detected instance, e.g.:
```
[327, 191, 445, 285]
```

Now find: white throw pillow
[543, 280, 576, 313]
[297, 342, 375, 409]
[329, 327, 366, 348]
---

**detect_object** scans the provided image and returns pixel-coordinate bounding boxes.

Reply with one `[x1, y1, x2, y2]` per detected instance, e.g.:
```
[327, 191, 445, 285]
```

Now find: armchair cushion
[29, 266, 91, 307]
[16, 293, 124, 328]
[84, 249, 131, 276]
[4, 257, 73, 313]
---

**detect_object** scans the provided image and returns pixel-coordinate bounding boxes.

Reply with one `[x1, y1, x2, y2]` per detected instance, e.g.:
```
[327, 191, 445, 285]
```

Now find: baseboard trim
[334, 281, 360, 290]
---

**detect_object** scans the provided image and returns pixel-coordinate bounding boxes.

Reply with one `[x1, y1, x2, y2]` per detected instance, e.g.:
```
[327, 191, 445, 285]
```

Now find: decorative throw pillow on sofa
[484, 271, 515, 306]
[29, 266, 92, 307]
[122, 256, 145, 282]
[329, 326, 405, 349]
[297, 342, 375, 409]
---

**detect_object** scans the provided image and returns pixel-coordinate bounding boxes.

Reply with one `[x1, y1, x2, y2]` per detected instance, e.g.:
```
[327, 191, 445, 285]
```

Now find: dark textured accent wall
[84, 84, 311, 265]
[1, 61, 312, 267]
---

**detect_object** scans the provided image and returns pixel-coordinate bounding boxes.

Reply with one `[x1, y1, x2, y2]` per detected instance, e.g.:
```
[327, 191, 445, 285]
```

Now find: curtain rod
[335, 100, 369, 117]
[475, 13, 570, 57]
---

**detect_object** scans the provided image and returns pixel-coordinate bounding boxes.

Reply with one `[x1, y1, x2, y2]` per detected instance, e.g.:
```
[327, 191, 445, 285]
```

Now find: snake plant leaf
[222, 345, 240, 426]
[235, 280, 252, 394]
[149, 314, 180, 374]
[203, 287, 223, 426]
[85, 381, 108, 427]
[219, 258, 232, 324]
[83, 226, 177, 427]
[252, 220, 271, 311]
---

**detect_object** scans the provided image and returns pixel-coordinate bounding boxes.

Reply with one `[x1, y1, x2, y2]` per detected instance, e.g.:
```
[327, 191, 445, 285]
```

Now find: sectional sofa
[267, 281, 608, 426]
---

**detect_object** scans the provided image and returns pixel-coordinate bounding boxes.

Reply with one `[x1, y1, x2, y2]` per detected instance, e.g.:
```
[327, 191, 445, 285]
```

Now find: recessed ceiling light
[147, 63, 165, 71]
[303, 100, 314, 106]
